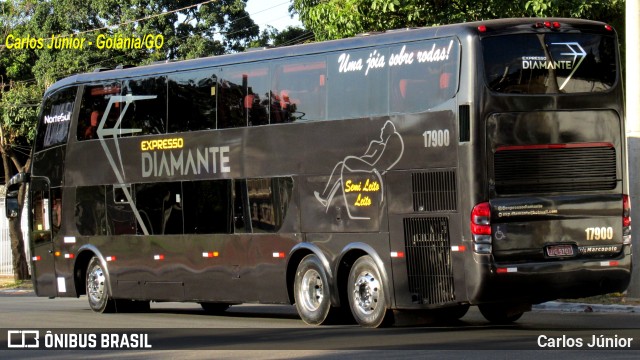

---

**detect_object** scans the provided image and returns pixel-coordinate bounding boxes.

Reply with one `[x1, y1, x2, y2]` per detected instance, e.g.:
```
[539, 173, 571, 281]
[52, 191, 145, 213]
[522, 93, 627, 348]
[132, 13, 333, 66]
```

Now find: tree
[248, 25, 313, 48]
[291, 0, 625, 41]
[0, 82, 37, 281]
[0, 0, 264, 280]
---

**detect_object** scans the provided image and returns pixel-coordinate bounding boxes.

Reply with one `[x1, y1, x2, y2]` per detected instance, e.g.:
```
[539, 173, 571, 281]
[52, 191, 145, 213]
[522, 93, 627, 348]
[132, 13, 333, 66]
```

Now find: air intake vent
[412, 170, 457, 212]
[494, 144, 617, 194]
[403, 217, 455, 305]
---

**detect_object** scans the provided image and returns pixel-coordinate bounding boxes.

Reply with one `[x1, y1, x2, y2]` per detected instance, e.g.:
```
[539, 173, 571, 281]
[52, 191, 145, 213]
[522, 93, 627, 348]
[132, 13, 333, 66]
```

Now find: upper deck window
[272, 56, 327, 122]
[168, 70, 217, 132]
[389, 38, 460, 114]
[482, 33, 616, 94]
[219, 65, 270, 128]
[78, 77, 166, 140]
[36, 87, 77, 151]
[329, 48, 388, 119]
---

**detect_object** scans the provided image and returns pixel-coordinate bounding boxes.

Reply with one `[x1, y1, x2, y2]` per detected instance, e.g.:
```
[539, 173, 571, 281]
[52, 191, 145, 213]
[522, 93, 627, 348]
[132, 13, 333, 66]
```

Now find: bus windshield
[482, 33, 617, 94]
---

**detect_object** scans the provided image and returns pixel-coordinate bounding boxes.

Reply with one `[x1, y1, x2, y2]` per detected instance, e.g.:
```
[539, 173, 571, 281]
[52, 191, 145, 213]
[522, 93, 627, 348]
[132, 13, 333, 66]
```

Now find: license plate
[546, 245, 574, 257]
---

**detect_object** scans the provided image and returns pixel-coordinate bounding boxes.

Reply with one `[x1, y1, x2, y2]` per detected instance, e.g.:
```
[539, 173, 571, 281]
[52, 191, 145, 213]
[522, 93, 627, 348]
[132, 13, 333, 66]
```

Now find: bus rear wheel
[86, 257, 116, 313]
[294, 254, 332, 325]
[347, 255, 391, 328]
[479, 303, 527, 324]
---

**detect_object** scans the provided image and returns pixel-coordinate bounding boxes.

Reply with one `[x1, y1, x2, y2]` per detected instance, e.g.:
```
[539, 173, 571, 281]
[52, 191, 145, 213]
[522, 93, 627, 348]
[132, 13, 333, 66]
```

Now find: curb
[533, 301, 640, 313]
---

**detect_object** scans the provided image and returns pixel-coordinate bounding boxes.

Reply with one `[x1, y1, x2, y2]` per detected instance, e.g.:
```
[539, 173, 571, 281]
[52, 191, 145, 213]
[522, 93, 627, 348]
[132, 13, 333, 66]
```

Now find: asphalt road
[1, 290, 639, 359]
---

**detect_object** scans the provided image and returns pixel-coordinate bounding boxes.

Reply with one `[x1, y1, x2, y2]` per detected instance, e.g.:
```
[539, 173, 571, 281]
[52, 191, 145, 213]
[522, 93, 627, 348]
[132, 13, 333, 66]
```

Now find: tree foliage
[292, 0, 625, 41]
[0, 0, 295, 280]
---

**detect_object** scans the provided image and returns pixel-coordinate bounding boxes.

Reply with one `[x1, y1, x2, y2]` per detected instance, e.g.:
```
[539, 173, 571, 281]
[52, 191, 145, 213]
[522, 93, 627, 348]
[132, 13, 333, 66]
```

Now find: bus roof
[45, 17, 608, 95]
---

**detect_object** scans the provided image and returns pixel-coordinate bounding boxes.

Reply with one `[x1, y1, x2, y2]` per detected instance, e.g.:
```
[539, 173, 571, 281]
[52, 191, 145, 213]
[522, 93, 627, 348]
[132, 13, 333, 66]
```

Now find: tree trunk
[9, 215, 29, 281]
[2, 147, 30, 281]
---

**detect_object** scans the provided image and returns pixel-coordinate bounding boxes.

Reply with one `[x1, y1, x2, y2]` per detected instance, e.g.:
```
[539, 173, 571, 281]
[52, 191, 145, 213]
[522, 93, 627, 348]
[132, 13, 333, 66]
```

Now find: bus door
[30, 177, 57, 297]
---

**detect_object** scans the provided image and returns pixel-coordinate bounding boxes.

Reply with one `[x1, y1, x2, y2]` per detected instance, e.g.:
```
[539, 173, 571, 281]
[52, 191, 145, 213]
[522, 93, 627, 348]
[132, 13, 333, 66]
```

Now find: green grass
[0, 279, 32, 289]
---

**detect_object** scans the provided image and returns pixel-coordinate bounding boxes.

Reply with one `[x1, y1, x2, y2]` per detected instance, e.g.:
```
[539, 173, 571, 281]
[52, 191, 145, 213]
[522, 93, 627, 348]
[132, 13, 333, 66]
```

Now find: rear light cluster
[471, 202, 492, 254]
[623, 194, 632, 245]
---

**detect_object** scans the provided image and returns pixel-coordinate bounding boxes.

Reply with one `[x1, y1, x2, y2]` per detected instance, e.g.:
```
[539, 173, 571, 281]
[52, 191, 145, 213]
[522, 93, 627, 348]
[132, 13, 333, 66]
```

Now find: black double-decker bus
[6, 18, 631, 327]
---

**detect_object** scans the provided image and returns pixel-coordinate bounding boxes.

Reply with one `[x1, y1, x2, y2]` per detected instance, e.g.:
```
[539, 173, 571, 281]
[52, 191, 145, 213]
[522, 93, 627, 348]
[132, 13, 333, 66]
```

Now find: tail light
[471, 202, 492, 254]
[623, 194, 631, 245]
[534, 21, 561, 29]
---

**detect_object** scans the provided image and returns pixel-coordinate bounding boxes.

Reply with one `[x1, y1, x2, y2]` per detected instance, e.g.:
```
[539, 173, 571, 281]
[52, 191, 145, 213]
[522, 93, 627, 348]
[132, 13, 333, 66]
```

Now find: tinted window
[120, 76, 167, 135]
[135, 182, 183, 235]
[233, 177, 293, 233]
[75, 186, 107, 236]
[483, 33, 616, 93]
[78, 83, 121, 141]
[219, 65, 270, 128]
[389, 38, 459, 113]
[168, 70, 217, 132]
[182, 180, 232, 234]
[329, 48, 388, 119]
[31, 181, 51, 244]
[36, 87, 77, 150]
[106, 185, 136, 235]
[272, 57, 327, 122]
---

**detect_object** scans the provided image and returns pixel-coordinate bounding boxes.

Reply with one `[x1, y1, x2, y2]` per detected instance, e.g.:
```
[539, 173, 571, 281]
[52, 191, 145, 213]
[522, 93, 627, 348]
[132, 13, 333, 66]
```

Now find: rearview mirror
[5, 172, 30, 218]
[5, 192, 19, 218]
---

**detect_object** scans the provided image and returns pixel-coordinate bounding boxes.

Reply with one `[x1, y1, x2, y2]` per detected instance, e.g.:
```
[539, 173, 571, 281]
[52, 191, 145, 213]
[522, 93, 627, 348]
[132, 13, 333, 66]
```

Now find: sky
[245, 0, 303, 31]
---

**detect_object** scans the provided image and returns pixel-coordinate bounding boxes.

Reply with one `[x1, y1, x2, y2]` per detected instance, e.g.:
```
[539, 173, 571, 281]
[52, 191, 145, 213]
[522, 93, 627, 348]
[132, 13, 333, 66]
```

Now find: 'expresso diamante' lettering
[141, 146, 230, 178]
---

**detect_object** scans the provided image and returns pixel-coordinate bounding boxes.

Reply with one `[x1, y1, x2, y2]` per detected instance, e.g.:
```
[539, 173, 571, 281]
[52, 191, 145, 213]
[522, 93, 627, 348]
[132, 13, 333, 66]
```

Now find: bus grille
[412, 170, 457, 212]
[494, 146, 617, 194]
[403, 217, 455, 305]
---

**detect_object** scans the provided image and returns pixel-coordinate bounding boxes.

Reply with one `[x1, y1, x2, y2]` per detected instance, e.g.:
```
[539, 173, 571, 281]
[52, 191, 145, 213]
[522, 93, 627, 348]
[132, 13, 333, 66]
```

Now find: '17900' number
[585, 227, 614, 241]
[423, 129, 450, 148]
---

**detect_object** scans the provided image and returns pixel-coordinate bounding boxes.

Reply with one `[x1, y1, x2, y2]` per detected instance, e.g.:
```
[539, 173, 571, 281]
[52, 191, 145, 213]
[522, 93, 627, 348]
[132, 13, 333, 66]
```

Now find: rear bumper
[467, 245, 632, 305]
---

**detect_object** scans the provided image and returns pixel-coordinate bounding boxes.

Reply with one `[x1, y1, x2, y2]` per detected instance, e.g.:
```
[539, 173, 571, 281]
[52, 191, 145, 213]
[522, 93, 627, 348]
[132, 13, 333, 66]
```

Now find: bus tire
[479, 303, 525, 324]
[347, 255, 391, 328]
[294, 254, 332, 325]
[200, 302, 231, 314]
[86, 256, 116, 313]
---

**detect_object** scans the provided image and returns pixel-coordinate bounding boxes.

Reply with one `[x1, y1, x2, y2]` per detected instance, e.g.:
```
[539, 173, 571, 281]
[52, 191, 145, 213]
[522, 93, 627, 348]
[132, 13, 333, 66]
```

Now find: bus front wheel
[86, 257, 116, 313]
[347, 255, 391, 328]
[294, 254, 332, 325]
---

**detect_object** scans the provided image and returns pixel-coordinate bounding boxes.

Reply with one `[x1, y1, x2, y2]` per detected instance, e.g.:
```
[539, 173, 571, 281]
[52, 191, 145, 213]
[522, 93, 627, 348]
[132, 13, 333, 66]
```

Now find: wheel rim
[352, 270, 380, 315]
[87, 264, 106, 304]
[300, 269, 324, 312]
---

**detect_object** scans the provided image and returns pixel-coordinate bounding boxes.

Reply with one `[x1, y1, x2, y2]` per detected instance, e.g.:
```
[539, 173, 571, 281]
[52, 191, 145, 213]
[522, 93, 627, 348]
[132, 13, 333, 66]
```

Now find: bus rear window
[482, 33, 616, 94]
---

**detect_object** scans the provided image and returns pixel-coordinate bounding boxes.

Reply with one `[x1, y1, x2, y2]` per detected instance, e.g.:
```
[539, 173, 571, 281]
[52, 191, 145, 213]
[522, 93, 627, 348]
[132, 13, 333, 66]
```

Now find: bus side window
[237, 177, 293, 233]
[32, 189, 50, 234]
[328, 48, 388, 119]
[51, 188, 63, 237]
[75, 186, 107, 236]
[272, 57, 327, 122]
[107, 185, 136, 235]
[120, 76, 167, 136]
[389, 38, 459, 113]
[134, 182, 183, 235]
[78, 83, 121, 141]
[182, 180, 232, 234]
[168, 70, 217, 132]
[219, 65, 270, 129]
